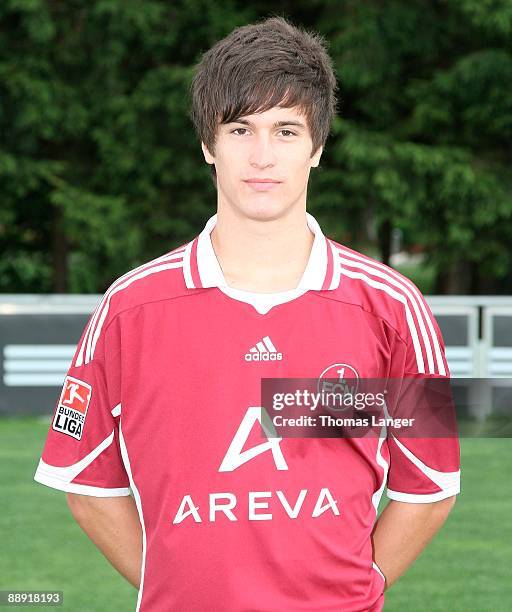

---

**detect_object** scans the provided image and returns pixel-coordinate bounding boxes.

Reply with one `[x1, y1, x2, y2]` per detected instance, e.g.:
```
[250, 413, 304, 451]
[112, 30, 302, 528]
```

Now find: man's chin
[235, 199, 294, 223]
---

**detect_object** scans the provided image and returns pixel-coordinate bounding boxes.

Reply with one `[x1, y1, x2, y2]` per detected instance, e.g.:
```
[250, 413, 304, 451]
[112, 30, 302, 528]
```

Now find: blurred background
[0, 1, 511, 611]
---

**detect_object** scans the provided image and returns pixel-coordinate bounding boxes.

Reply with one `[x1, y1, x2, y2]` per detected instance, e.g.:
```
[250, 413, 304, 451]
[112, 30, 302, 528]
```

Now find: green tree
[312, 0, 512, 293]
[0, 0, 249, 292]
[1, 0, 511, 294]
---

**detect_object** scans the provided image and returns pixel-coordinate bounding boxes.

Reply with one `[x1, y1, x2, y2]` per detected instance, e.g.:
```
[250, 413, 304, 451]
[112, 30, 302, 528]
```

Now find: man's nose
[248, 134, 277, 168]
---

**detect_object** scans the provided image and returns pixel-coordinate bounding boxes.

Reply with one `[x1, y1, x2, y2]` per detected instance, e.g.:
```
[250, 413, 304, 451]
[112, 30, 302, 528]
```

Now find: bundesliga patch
[52, 376, 92, 440]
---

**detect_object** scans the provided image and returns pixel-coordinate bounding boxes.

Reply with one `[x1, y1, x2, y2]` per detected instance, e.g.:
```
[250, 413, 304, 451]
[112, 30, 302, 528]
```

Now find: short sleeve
[385, 290, 461, 503]
[34, 305, 131, 497]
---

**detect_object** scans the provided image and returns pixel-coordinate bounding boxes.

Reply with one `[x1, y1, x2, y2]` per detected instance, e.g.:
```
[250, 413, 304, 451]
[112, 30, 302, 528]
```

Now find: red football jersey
[35, 213, 460, 611]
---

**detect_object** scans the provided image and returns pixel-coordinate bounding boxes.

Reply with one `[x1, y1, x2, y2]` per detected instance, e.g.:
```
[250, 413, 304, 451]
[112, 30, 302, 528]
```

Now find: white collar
[190, 212, 331, 291]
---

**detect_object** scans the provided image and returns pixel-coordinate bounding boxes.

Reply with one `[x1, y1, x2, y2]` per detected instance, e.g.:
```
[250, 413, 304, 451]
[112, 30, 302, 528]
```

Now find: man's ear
[310, 145, 323, 168]
[201, 142, 215, 165]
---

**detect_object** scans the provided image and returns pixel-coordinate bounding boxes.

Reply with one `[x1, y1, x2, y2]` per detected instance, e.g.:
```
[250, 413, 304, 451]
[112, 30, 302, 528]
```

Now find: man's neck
[210, 205, 314, 293]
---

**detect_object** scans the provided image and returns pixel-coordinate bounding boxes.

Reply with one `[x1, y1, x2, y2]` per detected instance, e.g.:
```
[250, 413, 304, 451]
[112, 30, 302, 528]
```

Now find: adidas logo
[244, 336, 283, 362]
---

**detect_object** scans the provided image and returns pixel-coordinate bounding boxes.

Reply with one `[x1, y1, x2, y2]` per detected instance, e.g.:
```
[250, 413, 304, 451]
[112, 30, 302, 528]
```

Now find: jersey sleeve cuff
[386, 482, 460, 503]
[34, 465, 132, 497]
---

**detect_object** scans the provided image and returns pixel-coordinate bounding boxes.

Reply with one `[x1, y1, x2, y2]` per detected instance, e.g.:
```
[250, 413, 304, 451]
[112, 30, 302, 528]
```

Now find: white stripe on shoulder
[78, 248, 185, 366]
[76, 247, 186, 367]
[339, 266, 426, 373]
[182, 239, 195, 289]
[335, 246, 445, 375]
[328, 240, 342, 290]
[88, 261, 184, 363]
[77, 247, 186, 367]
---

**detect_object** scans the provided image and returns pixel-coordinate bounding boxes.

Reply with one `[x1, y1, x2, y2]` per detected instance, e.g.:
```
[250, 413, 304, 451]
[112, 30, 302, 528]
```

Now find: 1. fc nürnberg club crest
[317, 363, 360, 397]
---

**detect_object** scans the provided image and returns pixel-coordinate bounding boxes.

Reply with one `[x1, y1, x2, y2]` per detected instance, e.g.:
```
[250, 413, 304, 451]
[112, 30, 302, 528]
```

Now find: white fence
[427, 297, 512, 378]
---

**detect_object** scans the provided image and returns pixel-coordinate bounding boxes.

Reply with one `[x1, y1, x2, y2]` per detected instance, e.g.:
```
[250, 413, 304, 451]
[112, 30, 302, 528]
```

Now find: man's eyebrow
[228, 118, 306, 129]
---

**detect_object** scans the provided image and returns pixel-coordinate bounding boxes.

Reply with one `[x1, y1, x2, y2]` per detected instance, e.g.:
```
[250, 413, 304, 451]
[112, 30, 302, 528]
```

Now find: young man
[34, 16, 460, 612]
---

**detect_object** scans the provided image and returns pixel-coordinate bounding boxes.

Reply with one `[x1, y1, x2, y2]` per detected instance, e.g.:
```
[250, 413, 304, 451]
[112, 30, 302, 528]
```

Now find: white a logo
[219, 406, 288, 472]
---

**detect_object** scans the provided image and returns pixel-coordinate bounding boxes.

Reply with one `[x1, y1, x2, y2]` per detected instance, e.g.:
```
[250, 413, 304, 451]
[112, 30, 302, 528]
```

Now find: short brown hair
[190, 16, 338, 179]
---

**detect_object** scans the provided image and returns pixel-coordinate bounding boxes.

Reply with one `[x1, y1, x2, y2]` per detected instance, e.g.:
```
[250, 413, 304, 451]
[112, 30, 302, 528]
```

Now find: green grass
[1, 417, 511, 611]
[382, 438, 512, 611]
[0, 417, 137, 612]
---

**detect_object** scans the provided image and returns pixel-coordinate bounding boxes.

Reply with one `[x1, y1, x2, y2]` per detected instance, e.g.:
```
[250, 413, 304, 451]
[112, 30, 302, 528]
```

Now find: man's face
[201, 106, 322, 221]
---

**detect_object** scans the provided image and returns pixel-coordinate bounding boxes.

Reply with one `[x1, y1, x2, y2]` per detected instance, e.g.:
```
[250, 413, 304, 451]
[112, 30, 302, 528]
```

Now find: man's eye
[279, 130, 297, 137]
[231, 128, 297, 138]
